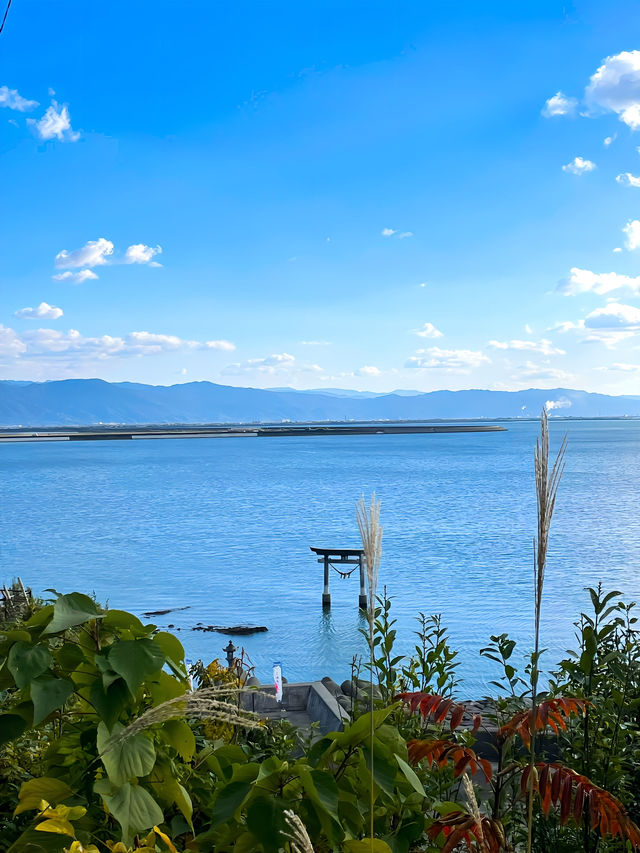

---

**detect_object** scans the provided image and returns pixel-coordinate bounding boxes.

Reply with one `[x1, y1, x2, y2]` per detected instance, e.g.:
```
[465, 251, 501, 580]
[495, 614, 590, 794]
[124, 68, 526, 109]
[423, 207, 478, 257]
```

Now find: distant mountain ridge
[0, 379, 639, 426]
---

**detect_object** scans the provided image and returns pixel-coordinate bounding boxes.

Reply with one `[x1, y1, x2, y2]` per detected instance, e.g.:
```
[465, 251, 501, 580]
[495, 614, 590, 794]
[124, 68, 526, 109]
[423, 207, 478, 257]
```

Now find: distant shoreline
[0, 421, 507, 443]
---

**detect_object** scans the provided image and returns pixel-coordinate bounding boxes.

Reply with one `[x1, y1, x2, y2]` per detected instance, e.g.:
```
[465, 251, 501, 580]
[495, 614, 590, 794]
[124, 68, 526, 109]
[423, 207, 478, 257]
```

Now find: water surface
[2, 419, 638, 696]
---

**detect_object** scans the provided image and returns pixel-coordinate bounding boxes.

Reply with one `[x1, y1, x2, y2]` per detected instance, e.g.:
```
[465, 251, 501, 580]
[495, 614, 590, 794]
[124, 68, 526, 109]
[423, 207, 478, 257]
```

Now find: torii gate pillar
[310, 547, 367, 610]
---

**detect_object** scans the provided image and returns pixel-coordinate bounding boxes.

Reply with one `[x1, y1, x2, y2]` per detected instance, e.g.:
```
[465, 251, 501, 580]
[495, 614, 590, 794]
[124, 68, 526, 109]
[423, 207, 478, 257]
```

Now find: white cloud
[299, 340, 331, 346]
[585, 50, 640, 129]
[52, 270, 99, 284]
[15, 302, 63, 320]
[546, 398, 572, 411]
[205, 339, 235, 351]
[616, 172, 640, 187]
[224, 352, 299, 374]
[0, 326, 236, 360]
[381, 227, 412, 239]
[517, 361, 573, 382]
[124, 244, 163, 266]
[405, 347, 490, 371]
[547, 320, 580, 333]
[413, 322, 443, 338]
[55, 238, 114, 269]
[356, 365, 381, 376]
[525, 324, 532, 334]
[0, 325, 27, 356]
[581, 303, 640, 346]
[27, 101, 80, 142]
[604, 135, 615, 146]
[0, 85, 38, 112]
[584, 302, 640, 330]
[600, 362, 640, 372]
[489, 338, 565, 356]
[613, 247, 623, 253]
[562, 156, 596, 175]
[623, 219, 640, 250]
[559, 267, 640, 296]
[542, 91, 577, 117]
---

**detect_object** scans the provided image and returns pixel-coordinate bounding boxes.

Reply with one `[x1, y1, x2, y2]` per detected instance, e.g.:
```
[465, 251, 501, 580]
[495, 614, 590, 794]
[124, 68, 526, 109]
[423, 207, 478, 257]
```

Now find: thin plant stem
[357, 493, 382, 849]
[526, 409, 567, 853]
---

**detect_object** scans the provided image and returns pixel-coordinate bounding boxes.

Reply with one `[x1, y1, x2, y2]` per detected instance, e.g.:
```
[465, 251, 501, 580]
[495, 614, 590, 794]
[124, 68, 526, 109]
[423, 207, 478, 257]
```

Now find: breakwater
[0, 421, 506, 443]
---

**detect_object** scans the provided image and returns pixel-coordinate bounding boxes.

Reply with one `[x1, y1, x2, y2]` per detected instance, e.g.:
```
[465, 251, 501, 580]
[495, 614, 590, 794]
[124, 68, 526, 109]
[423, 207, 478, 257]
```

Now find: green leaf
[211, 781, 251, 825]
[90, 677, 130, 729]
[162, 719, 195, 761]
[343, 841, 393, 852]
[0, 713, 28, 746]
[394, 754, 426, 797]
[152, 631, 185, 665]
[246, 797, 283, 853]
[334, 706, 395, 748]
[108, 639, 165, 696]
[42, 593, 103, 635]
[363, 745, 396, 796]
[14, 777, 74, 815]
[94, 778, 163, 845]
[102, 609, 145, 632]
[97, 721, 156, 785]
[8, 642, 53, 689]
[30, 675, 74, 725]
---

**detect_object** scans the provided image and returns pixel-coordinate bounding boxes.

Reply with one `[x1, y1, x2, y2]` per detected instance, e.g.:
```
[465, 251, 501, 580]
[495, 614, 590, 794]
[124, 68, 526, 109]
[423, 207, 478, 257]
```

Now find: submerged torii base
[310, 547, 367, 609]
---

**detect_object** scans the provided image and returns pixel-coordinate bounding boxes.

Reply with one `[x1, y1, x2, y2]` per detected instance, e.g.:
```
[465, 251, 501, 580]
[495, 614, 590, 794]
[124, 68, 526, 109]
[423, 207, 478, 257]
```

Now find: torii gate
[310, 547, 367, 610]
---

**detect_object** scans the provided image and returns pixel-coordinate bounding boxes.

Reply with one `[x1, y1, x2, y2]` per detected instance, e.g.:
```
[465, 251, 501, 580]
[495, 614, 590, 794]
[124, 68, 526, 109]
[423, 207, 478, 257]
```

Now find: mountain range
[1, 379, 639, 427]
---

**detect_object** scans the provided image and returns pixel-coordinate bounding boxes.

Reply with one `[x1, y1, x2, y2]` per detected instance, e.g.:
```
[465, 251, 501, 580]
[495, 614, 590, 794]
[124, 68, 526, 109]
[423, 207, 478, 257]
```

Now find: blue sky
[3, 0, 640, 394]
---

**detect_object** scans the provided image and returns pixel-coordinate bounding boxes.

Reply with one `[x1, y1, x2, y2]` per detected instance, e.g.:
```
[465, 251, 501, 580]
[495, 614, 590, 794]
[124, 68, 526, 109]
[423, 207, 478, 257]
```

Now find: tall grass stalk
[356, 493, 382, 850]
[526, 409, 567, 853]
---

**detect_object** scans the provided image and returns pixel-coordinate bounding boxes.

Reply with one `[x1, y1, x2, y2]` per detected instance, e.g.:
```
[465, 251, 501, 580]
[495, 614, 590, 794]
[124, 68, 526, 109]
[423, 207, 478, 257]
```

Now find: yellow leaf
[35, 817, 76, 836]
[154, 825, 179, 852]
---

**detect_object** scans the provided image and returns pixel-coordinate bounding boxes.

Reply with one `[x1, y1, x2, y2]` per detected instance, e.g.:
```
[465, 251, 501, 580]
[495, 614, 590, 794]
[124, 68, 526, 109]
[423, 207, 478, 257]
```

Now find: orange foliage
[428, 809, 507, 853]
[498, 698, 588, 747]
[408, 738, 492, 782]
[396, 691, 482, 732]
[521, 762, 640, 848]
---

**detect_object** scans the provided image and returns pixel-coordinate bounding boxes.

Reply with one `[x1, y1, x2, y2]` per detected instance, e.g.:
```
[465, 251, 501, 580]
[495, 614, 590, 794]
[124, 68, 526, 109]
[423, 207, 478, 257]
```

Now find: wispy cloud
[405, 346, 490, 372]
[28, 101, 80, 142]
[223, 352, 313, 375]
[299, 340, 331, 346]
[559, 267, 640, 296]
[355, 365, 381, 376]
[52, 270, 99, 284]
[542, 91, 577, 117]
[0, 326, 235, 360]
[0, 85, 38, 112]
[616, 172, 640, 187]
[15, 302, 63, 320]
[562, 156, 596, 175]
[55, 238, 114, 269]
[381, 227, 413, 239]
[489, 338, 565, 356]
[53, 238, 163, 278]
[623, 219, 640, 250]
[412, 322, 443, 338]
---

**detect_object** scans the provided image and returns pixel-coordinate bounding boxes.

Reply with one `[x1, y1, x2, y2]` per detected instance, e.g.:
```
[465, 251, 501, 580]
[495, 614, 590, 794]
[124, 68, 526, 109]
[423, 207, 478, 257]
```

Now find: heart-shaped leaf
[42, 593, 103, 635]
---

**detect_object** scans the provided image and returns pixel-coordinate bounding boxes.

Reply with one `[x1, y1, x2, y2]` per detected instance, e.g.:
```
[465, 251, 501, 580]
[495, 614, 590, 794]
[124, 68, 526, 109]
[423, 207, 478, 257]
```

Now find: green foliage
[4, 585, 640, 852]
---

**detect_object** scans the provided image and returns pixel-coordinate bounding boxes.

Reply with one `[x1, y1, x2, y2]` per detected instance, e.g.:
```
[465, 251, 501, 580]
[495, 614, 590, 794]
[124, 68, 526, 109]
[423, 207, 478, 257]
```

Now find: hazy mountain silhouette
[1, 379, 639, 426]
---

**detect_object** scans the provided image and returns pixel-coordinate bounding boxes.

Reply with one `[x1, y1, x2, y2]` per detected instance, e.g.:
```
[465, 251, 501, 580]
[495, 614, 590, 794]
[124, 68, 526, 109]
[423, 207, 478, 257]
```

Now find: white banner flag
[273, 661, 283, 703]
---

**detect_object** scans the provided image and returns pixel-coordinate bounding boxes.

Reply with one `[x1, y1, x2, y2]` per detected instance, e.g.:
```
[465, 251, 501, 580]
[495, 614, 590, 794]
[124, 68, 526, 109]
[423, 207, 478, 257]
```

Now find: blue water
[1, 419, 639, 697]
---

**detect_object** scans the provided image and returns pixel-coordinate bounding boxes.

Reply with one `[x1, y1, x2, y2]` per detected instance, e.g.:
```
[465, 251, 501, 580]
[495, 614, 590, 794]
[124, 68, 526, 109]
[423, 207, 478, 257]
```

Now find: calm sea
[2, 419, 639, 696]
